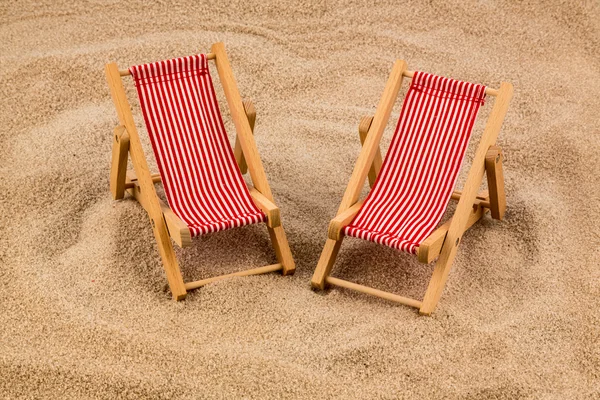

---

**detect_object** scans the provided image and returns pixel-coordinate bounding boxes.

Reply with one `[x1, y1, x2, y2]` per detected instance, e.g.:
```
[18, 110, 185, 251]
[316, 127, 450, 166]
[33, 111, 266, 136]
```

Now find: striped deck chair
[105, 42, 295, 300]
[311, 61, 513, 315]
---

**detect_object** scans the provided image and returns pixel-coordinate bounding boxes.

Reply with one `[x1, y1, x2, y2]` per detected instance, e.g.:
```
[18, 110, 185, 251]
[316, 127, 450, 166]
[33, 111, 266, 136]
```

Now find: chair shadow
[324, 236, 434, 305]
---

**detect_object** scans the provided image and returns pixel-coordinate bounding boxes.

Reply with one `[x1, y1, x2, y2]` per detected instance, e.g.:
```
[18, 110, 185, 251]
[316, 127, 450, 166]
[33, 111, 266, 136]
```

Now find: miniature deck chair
[311, 61, 512, 315]
[105, 42, 295, 300]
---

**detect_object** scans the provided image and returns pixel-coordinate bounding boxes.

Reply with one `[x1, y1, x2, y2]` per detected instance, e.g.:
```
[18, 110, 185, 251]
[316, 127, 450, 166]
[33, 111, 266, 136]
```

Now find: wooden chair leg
[419, 243, 458, 315]
[485, 146, 506, 220]
[310, 238, 344, 290]
[267, 225, 295, 275]
[110, 125, 129, 200]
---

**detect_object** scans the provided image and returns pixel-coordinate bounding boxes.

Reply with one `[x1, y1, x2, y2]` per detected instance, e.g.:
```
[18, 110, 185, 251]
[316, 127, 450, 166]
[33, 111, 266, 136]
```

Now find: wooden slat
[109, 125, 129, 200]
[310, 238, 344, 290]
[337, 60, 408, 214]
[126, 171, 192, 248]
[234, 100, 256, 174]
[328, 200, 364, 240]
[311, 63, 407, 291]
[485, 146, 506, 220]
[420, 82, 513, 315]
[267, 225, 296, 275]
[248, 185, 280, 228]
[416, 202, 489, 264]
[326, 277, 422, 309]
[184, 263, 283, 290]
[211, 42, 274, 201]
[357, 116, 382, 188]
[105, 61, 188, 300]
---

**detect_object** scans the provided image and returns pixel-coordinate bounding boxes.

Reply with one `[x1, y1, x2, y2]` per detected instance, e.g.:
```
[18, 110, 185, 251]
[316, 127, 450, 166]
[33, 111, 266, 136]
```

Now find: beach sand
[1, 1, 599, 398]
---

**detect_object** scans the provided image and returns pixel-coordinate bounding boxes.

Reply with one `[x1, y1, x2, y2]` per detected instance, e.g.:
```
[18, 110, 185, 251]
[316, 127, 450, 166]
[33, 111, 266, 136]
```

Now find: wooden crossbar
[125, 173, 161, 189]
[451, 190, 491, 209]
[326, 277, 423, 308]
[402, 70, 499, 96]
[185, 263, 283, 290]
[119, 52, 217, 76]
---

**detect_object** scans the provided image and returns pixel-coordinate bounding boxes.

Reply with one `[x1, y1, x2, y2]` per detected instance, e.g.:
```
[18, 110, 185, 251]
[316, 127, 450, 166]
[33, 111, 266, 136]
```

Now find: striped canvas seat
[344, 71, 487, 254]
[129, 54, 265, 237]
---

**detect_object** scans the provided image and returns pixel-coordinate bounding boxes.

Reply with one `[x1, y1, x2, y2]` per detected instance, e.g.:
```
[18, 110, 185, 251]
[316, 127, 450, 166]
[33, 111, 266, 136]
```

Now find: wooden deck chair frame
[105, 42, 295, 300]
[311, 61, 513, 315]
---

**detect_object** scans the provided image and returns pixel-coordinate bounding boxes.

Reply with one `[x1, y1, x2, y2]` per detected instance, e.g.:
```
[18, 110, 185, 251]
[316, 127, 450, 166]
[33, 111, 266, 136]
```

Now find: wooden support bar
[485, 146, 506, 220]
[119, 53, 216, 76]
[106, 62, 187, 300]
[451, 190, 491, 209]
[234, 100, 256, 174]
[184, 263, 283, 290]
[248, 185, 280, 228]
[402, 70, 498, 96]
[358, 116, 382, 188]
[328, 200, 364, 240]
[126, 171, 192, 248]
[337, 60, 408, 214]
[326, 276, 423, 309]
[420, 82, 513, 315]
[416, 203, 489, 264]
[212, 42, 274, 201]
[110, 125, 130, 200]
[311, 238, 344, 290]
[267, 225, 296, 275]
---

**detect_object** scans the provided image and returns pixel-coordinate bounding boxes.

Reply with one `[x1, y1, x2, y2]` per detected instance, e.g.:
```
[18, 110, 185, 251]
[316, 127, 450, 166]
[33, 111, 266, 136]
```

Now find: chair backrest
[129, 54, 264, 237]
[345, 71, 487, 254]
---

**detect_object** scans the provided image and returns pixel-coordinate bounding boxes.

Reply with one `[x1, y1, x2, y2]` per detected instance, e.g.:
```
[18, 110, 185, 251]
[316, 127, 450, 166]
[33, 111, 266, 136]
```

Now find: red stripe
[129, 54, 265, 238]
[344, 71, 486, 254]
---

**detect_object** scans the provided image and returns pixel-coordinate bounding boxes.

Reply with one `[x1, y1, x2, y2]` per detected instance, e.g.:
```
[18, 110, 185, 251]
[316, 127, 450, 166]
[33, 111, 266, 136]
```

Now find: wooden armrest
[328, 200, 365, 240]
[125, 170, 192, 247]
[248, 185, 280, 228]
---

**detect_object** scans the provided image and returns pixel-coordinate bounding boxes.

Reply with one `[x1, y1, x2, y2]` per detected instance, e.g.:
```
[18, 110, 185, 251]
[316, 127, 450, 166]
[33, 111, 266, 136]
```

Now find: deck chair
[105, 42, 295, 300]
[311, 61, 513, 315]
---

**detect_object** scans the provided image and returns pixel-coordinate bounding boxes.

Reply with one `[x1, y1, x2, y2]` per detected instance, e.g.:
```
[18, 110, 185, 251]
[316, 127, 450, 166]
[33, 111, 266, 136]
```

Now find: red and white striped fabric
[344, 71, 487, 255]
[129, 54, 265, 237]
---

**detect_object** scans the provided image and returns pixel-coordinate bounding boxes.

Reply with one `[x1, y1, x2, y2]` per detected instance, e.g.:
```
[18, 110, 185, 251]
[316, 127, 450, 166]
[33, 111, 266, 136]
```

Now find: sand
[1, 1, 599, 398]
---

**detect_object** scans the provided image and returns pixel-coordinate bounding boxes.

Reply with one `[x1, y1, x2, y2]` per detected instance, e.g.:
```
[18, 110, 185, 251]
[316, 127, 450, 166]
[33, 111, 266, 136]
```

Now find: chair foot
[310, 238, 343, 290]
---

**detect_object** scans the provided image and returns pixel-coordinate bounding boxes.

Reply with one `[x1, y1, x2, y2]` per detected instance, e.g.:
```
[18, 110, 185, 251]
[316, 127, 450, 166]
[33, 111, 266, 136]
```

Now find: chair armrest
[248, 185, 280, 228]
[328, 200, 365, 240]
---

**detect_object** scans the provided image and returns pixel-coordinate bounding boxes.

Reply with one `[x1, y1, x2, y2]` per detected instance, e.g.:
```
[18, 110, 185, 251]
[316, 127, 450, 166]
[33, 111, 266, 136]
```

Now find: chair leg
[485, 146, 506, 220]
[267, 225, 296, 275]
[109, 125, 129, 200]
[419, 232, 463, 315]
[310, 238, 344, 290]
[152, 216, 188, 300]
